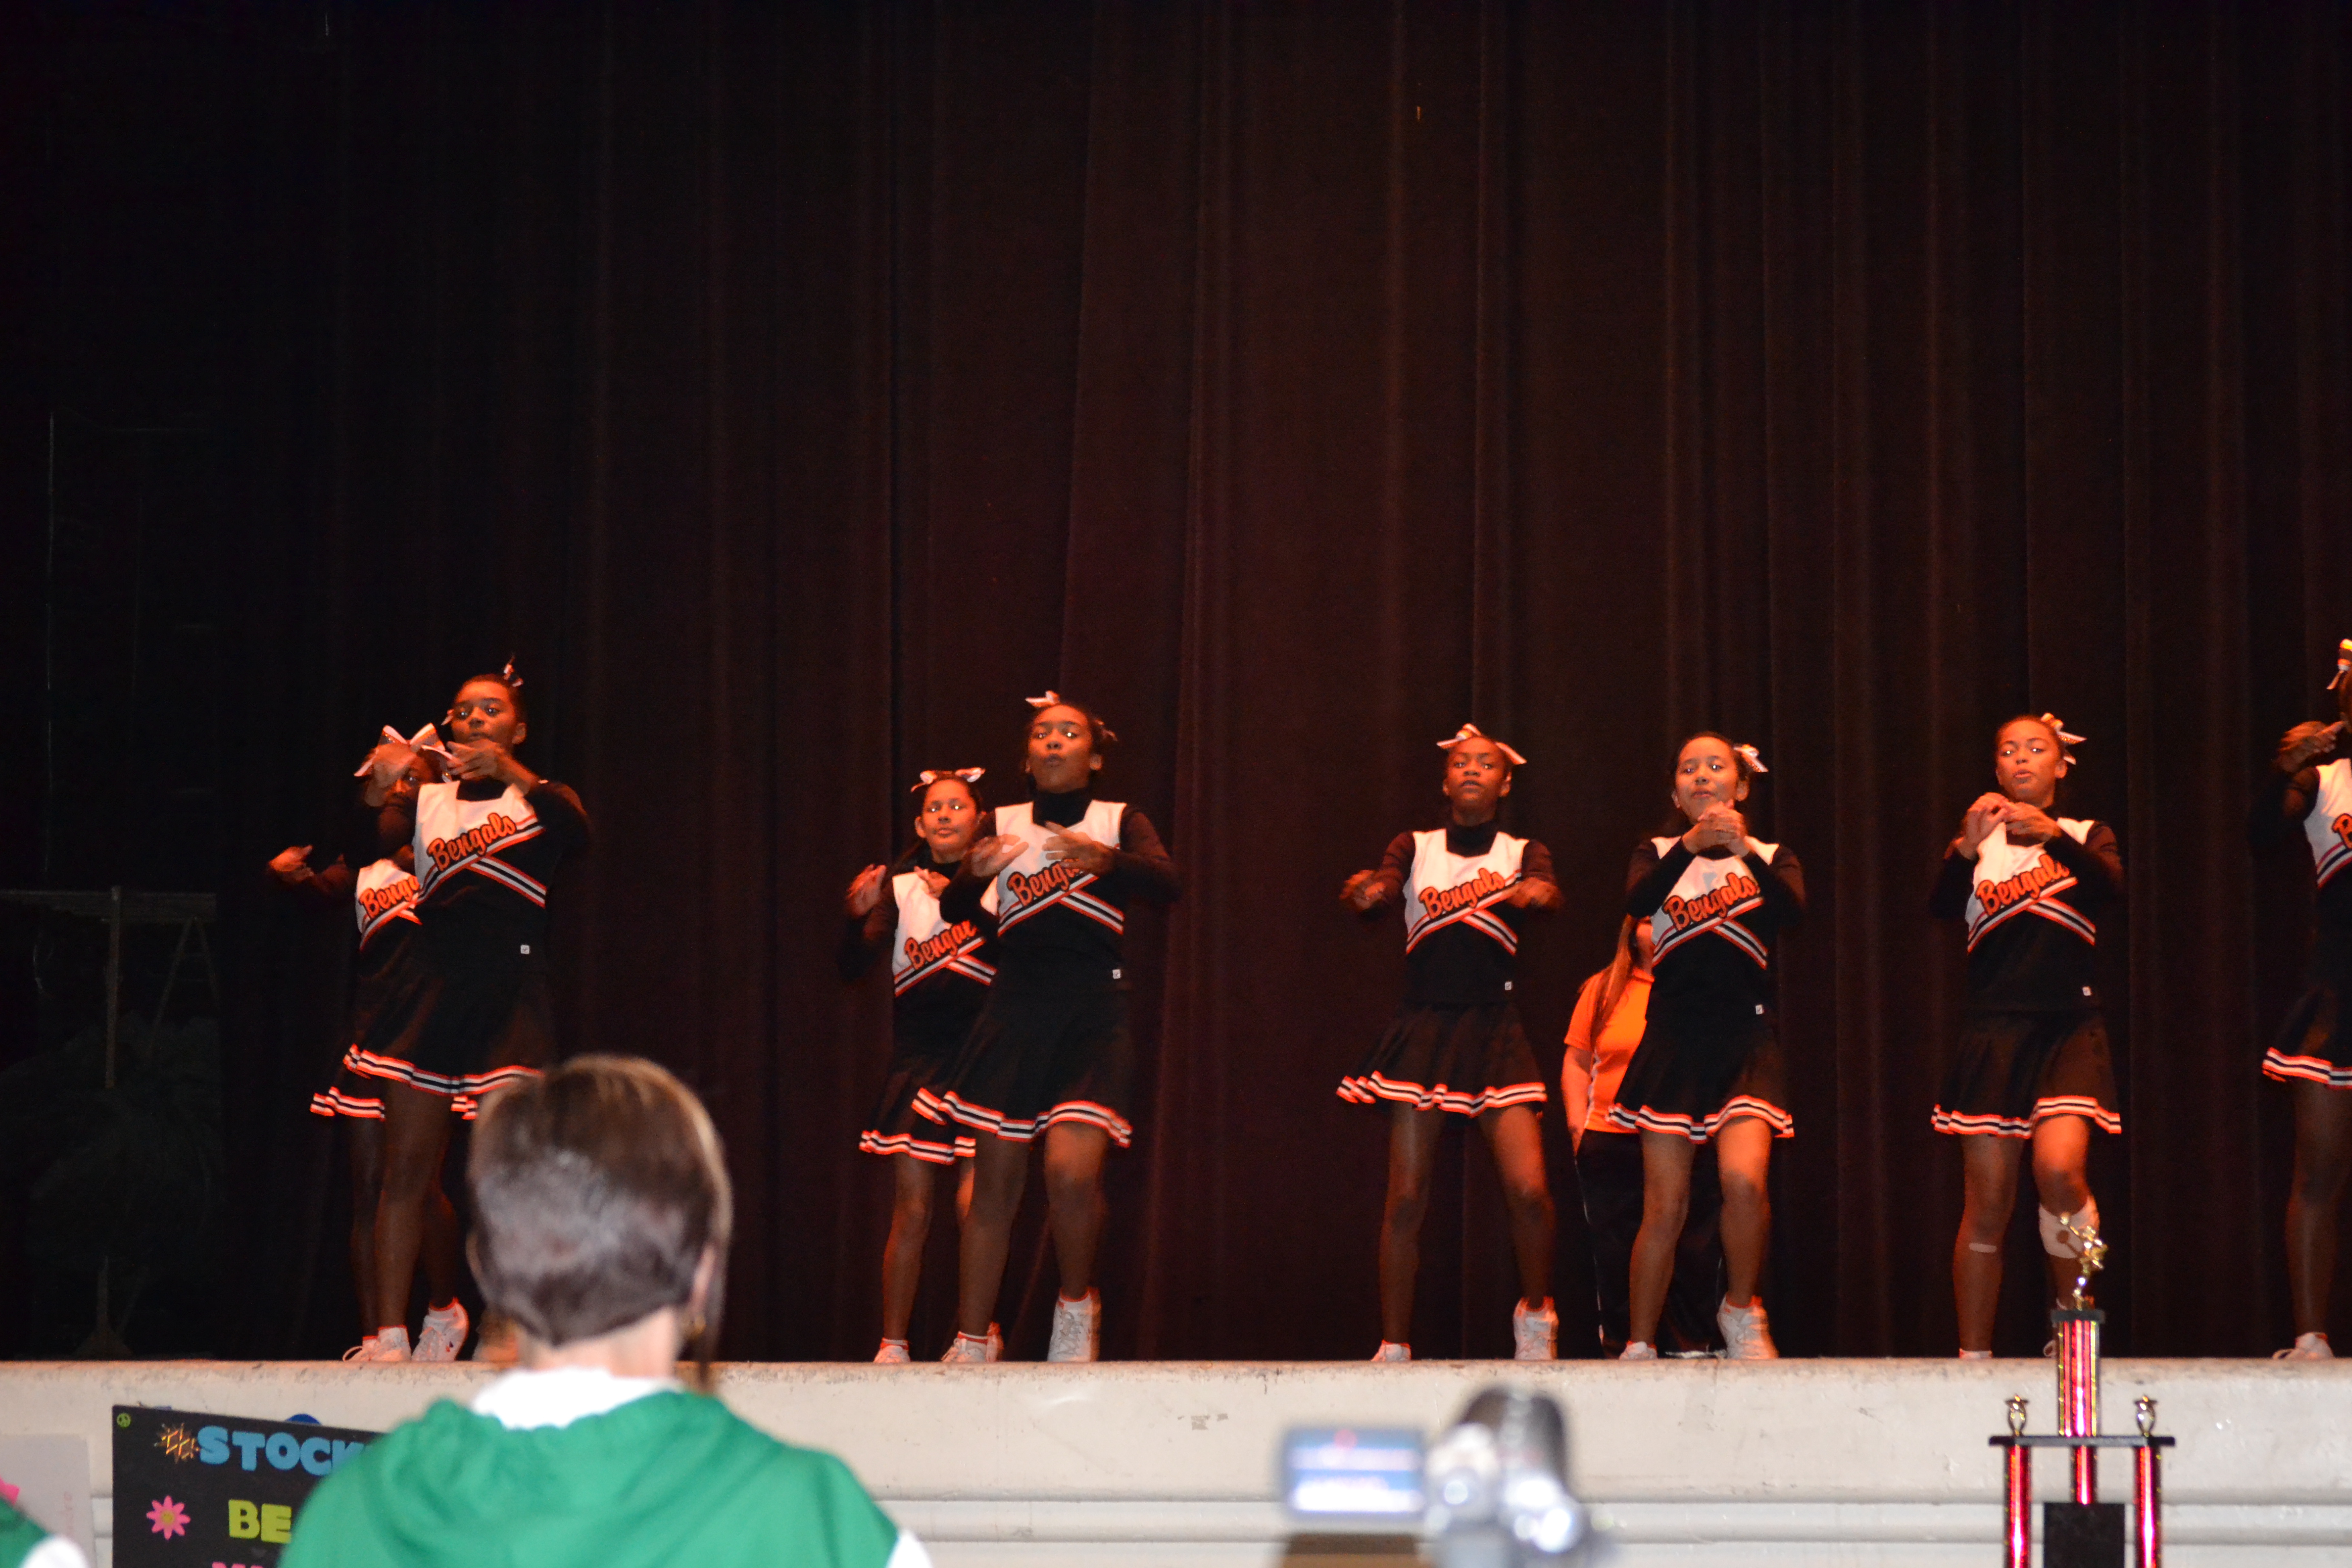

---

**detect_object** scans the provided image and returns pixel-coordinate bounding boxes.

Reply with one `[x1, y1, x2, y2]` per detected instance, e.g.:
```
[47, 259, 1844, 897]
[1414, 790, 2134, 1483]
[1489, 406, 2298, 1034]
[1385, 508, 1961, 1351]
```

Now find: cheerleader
[1610, 733, 1804, 1360]
[839, 768, 995, 1363]
[914, 694, 1180, 1362]
[1927, 715, 2121, 1358]
[2252, 640, 2352, 1359]
[349, 665, 590, 1362]
[1338, 725, 1563, 1362]
[268, 758, 462, 1358]
[1561, 917, 1725, 1356]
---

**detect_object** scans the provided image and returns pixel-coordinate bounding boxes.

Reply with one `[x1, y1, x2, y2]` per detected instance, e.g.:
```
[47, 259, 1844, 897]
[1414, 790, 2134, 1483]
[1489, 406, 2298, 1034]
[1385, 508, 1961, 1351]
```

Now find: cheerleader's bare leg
[956, 1131, 1028, 1339]
[346, 1120, 385, 1338]
[1042, 1122, 1110, 1301]
[881, 1153, 942, 1345]
[2287, 1080, 2352, 1336]
[1379, 1105, 1447, 1343]
[1954, 1133, 2023, 1353]
[1628, 1131, 1696, 1347]
[1713, 1115, 1774, 1308]
[370, 1081, 457, 1336]
[2028, 1113, 2092, 1307]
[1476, 1104, 1554, 1309]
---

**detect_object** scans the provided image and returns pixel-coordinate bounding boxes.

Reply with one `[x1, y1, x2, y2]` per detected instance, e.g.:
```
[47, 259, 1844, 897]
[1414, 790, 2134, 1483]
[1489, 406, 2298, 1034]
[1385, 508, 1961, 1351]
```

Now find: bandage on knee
[2038, 1197, 2098, 1259]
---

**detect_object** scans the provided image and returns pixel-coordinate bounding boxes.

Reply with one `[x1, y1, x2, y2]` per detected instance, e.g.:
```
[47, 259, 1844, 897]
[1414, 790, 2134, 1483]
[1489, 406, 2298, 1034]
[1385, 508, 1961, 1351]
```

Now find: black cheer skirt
[914, 979, 1135, 1147]
[347, 925, 553, 1118]
[308, 1047, 386, 1121]
[2264, 928, 2352, 1091]
[859, 1010, 981, 1163]
[1337, 1002, 1548, 1117]
[1607, 1012, 1793, 1142]
[1933, 1011, 2119, 1137]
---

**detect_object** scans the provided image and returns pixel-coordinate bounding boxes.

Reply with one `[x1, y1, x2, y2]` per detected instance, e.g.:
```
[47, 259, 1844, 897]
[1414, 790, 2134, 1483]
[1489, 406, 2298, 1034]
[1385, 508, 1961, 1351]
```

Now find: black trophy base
[2044, 1501, 2127, 1566]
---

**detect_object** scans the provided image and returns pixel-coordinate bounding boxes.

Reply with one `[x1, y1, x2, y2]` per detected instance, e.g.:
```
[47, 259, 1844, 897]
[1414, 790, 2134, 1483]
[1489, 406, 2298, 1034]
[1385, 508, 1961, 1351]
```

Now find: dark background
[5, 0, 2350, 1362]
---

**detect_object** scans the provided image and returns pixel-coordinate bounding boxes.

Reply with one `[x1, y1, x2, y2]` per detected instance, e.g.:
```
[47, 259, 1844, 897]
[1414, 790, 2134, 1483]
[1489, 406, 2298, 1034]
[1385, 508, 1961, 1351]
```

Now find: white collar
[469, 1365, 683, 1431]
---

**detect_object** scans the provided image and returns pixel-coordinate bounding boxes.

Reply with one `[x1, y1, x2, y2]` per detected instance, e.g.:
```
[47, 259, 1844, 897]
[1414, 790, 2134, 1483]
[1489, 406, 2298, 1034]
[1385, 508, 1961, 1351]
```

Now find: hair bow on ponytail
[501, 656, 525, 690]
[2039, 712, 2086, 763]
[2331, 639, 2352, 693]
[1733, 743, 1769, 775]
[1436, 723, 1527, 767]
[354, 722, 451, 776]
[911, 767, 987, 793]
[1026, 691, 1062, 710]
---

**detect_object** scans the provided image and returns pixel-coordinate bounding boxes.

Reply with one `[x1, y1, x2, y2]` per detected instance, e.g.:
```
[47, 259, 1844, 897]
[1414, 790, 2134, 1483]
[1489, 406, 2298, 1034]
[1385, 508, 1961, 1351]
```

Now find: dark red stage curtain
[30, 0, 2352, 1359]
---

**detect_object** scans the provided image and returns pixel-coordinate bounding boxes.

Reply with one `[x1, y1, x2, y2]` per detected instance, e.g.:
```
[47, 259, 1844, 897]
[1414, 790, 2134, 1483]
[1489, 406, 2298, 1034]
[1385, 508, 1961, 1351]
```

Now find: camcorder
[1281, 1386, 1587, 1567]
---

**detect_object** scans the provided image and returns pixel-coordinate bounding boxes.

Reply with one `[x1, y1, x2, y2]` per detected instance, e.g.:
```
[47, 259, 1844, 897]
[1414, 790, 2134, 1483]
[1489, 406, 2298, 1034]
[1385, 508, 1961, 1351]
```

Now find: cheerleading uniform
[1338, 821, 1556, 1115]
[1608, 836, 1806, 1141]
[348, 777, 591, 1115]
[2255, 757, 2352, 1088]
[914, 788, 1179, 1147]
[307, 848, 430, 1121]
[1565, 967, 1724, 1354]
[840, 851, 997, 1164]
[1927, 819, 2123, 1135]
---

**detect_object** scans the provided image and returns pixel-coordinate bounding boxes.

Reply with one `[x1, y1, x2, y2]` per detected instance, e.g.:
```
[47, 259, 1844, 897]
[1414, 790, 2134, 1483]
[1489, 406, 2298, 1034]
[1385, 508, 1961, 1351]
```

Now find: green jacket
[0, 1500, 46, 1568]
[285, 1389, 904, 1568]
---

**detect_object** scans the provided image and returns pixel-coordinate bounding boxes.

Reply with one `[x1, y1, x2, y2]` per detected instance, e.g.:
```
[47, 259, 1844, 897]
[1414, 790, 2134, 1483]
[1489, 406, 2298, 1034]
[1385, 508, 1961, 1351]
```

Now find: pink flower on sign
[145, 1496, 190, 1539]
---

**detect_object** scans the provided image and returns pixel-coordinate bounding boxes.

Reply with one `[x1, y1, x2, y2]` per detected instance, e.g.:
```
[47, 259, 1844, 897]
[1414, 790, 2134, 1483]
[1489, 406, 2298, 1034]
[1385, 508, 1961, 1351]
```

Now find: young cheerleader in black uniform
[268, 755, 463, 1359]
[1928, 715, 2121, 1358]
[1338, 725, 1563, 1362]
[349, 666, 591, 1362]
[839, 768, 994, 1362]
[1562, 917, 1725, 1356]
[915, 694, 1180, 1362]
[2252, 641, 2352, 1359]
[1610, 734, 1804, 1360]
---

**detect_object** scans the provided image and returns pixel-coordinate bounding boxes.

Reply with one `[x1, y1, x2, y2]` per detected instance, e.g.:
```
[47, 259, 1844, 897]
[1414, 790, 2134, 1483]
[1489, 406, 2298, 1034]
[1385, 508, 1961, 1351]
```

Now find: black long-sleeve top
[1626, 837, 1806, 1029]
[1360, 823, 1559, 1008]
[1928, 822, 2122, 1013]
[941, 786, 1178, 983]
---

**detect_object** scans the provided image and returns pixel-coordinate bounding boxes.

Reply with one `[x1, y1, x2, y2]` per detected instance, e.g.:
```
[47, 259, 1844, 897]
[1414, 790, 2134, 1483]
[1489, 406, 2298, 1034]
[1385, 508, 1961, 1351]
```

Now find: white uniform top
[1646, 837, 1783, 968]
[353, 856, 422, 949]
[2306, 758, 2352, 888]
[990, 799, 1128, 936]
[1401, 827, 1527, 954]
[890, 869, 998, 996]
[1963, 819, 2096, 950]
[412, 780, 546, 906]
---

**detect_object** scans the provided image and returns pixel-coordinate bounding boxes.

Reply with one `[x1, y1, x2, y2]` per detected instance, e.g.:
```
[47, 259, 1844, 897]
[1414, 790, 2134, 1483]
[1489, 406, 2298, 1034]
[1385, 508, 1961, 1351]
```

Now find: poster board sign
[111, 1406, 377, 1567]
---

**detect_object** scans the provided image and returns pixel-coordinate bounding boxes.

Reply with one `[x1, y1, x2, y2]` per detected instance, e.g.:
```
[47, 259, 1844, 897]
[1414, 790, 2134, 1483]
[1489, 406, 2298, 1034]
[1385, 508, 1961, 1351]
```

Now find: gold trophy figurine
[2060, 1209, 2108, 1310]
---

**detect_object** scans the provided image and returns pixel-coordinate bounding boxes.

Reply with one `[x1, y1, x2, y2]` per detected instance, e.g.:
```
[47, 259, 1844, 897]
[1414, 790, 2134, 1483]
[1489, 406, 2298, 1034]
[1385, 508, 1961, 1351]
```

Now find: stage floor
[2, 1357, 2347, 1565]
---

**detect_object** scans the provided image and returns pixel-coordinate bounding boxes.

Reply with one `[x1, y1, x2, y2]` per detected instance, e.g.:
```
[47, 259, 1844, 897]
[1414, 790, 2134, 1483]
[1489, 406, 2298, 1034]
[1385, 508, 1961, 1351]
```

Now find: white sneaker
[1618, 1340, 1658, 1361]
[2276, 1332, 2334, 1361]
[1369, 1341, 1411, 1363]
[1717, 1298, 1778, 1360]
[873, 1340, 911, 1364]
[1047, 1290, 1100, 1362]
[413, 1300, 470, 1363]
[1958, 1348, 1994, 1360]
[941, 1330, 999, 1364]
[341, 1335, 381, 1362]
[350, 1326, 411, 1363]
[1512, 1299, 1558, 1361]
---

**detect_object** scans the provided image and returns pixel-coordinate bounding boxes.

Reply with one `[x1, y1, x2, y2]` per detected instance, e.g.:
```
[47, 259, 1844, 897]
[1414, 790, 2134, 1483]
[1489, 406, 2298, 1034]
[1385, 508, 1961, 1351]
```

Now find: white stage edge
[3, 1358, 2349, 1565]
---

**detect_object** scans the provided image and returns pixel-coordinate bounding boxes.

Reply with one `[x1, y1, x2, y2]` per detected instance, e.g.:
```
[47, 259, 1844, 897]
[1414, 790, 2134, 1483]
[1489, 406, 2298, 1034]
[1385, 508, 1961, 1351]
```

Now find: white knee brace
[2039, 1197, 2099, 1259]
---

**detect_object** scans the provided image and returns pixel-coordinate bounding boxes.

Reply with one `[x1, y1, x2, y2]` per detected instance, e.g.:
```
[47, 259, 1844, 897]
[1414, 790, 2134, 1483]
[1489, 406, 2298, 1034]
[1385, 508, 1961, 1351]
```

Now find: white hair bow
[1733, 743, 1769, 775]
[2332, 640, 2352, 693]
[2039, 713, 2086, 761]
[912, 767, 986, 793]
[353, 723, 446, 777]
[1436, 723, 1527, 767]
